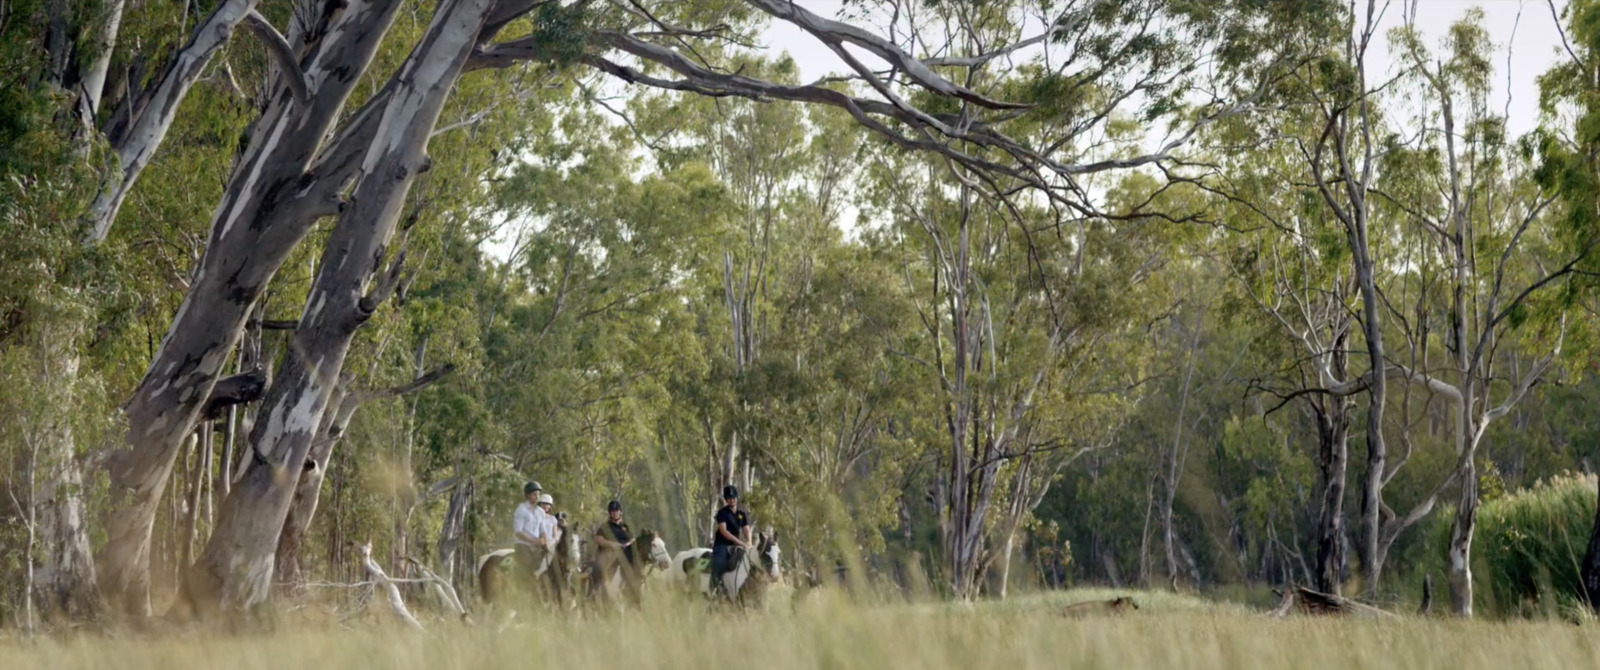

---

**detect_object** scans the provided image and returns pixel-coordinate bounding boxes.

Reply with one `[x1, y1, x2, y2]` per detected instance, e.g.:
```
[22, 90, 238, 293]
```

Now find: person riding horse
[512, 481, 552, 594]
[590, 499, 642, 605]
[711, 485, 753, 600]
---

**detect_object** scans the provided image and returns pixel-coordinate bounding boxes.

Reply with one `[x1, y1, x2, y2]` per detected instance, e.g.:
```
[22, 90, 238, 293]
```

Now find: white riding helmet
[537, 493, 554, 505]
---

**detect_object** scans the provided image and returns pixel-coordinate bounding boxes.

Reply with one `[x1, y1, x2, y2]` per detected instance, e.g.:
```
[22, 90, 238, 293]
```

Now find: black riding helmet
[608, 500, 623, 512]
[723, 485, 738, 500]
[524, 480, 542, 495]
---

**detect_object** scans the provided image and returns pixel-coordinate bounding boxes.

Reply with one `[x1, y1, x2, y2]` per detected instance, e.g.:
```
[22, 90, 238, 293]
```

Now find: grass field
[2, 589, 1597, 669]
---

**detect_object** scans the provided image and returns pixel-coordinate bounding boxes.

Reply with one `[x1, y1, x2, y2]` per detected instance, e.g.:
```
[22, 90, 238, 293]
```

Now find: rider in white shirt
[513, 481, 552, 591]
[514, 482, 552, 548]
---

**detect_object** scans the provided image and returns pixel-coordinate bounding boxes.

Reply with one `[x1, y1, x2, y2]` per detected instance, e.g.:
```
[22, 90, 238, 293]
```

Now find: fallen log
[1270, 585, 1398, 619]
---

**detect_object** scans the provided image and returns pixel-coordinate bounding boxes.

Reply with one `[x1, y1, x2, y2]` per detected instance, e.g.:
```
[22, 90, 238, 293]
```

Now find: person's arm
[717, 519, 747, 547]
[595, 527, 622, 549]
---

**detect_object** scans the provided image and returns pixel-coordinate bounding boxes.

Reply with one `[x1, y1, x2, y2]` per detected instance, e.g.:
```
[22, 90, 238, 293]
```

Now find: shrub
[1419, 472, 1597, 617]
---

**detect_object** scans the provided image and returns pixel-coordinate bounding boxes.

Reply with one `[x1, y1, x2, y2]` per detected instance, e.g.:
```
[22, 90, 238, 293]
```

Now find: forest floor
[2, 588, 1597, 669]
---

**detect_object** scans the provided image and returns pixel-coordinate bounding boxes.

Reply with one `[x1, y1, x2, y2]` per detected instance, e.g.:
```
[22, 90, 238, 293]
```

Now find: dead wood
[1270, 585, 1398, 619]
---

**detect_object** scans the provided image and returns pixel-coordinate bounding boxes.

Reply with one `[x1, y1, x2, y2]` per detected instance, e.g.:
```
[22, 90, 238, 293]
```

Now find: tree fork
[183, 0, 492, 614]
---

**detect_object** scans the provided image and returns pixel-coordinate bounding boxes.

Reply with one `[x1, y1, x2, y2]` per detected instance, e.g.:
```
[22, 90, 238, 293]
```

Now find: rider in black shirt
[711, 485, 752, 599]
[592, 499, 641, 604]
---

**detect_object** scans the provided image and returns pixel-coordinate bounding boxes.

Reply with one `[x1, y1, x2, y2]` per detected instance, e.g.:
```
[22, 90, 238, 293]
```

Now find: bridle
[724, 534, 781, 604]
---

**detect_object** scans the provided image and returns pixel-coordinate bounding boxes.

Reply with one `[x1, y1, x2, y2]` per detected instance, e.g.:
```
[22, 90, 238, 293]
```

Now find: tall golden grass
[3, 588, 1598, 669]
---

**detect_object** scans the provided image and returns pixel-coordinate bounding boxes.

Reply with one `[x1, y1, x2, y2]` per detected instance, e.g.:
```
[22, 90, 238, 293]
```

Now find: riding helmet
[524, 480, 542, 495]
[608, 500, 623, 512]
[723, 485, 739, 500]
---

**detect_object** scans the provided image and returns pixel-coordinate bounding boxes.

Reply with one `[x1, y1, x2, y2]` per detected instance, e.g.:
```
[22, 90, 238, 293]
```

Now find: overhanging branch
[242, 10, 311, 103]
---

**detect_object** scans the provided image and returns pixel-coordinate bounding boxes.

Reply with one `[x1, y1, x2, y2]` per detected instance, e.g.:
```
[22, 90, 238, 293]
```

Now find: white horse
[667, 531, 781, 604]
[588, 529, 672, 605]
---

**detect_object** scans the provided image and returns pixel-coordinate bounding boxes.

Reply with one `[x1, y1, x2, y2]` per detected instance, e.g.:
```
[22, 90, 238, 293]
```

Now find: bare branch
[242, 10, 310, 103]
[358, 364, 458, 402]
[742, 0, 1029, 111]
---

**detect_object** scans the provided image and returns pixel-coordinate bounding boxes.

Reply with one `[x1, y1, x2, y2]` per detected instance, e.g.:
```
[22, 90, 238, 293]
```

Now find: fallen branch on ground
[406, 556, 471, 623]
[1270, 586, 1398, 618]
[359, 541, 424, 631]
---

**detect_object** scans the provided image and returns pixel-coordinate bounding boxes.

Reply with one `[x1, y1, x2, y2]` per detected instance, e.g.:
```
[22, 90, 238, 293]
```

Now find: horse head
[756, 529, 782, 581]
[636, 529, 672, 571]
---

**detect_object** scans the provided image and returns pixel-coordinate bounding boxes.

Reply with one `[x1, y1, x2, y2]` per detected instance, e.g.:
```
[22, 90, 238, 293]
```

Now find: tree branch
[358, 364, 457, 402]
[201, 370, 269, 420]
[242, 9, 311, 103]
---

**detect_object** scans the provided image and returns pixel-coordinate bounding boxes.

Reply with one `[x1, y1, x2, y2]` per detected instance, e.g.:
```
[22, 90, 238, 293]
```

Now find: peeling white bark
[184, 0, 493, 613]
[99, 0, 408, 616]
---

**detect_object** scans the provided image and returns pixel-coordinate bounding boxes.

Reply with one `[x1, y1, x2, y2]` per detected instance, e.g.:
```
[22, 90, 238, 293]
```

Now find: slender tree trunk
[1163, 307, 1204, 591]
[96, 0, 406, 616]
[1138, 475, 1154, 586]
[1447, 411, 1482, 617]
[1352, 222, 1388, 599]
[30, 315, 104, 623]
[184, 0, 492, 613]
[943, 193, 976, 599]
[78, 0, 127, 120]
[1446, 452, 1479, 616]
[438, 474, 472, 583]
[181, 424, 208, 570]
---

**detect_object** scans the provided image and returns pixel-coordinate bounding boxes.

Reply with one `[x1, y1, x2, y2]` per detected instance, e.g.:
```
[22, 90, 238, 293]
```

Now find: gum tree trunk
[31, 320, 104, 622]
[84, 0, 263, 242]
[184, 0, 494, 613]
[1311, 392, 1350, 595]
[95, 0, 405, 616]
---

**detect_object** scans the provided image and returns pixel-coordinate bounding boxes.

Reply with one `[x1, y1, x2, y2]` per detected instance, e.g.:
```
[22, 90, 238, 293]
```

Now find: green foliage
[1418, 474, 1597, 617]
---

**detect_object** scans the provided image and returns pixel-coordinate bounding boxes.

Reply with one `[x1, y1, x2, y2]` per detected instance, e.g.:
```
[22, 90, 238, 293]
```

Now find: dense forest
[5, 0, 1600, 630]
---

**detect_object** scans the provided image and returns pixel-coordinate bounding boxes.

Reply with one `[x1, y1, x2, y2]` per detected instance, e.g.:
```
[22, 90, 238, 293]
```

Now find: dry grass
[2, 589, 1597, 670]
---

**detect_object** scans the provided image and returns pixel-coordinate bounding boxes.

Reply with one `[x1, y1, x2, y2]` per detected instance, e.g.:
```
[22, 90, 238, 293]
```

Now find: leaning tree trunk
[276, 363, 453, 587]
[184, 0, 493, 614]
[1162, 305, 1204, 591]
[95, 0, 406, 616]
[275, 382, 356, 589]
[84, 0, 263, 242]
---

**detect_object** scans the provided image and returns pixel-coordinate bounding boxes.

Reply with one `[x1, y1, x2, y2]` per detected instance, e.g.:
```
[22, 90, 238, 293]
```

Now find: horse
[586, 529, 672, 607]
[668, 530, 781, 606]
[478, 513, 583, 609]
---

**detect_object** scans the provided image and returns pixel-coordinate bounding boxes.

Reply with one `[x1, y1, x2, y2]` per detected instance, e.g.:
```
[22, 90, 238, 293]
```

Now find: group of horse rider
[511, 480, 758, 604]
